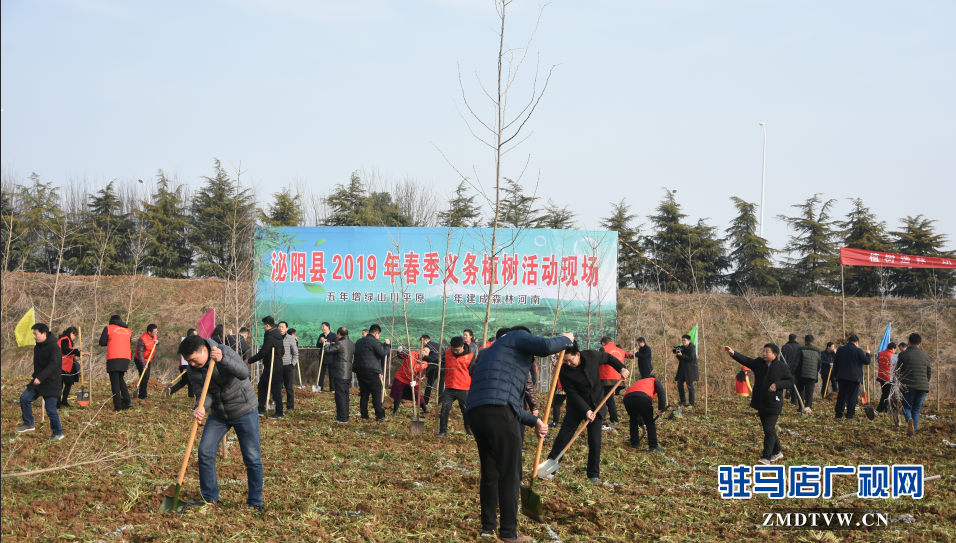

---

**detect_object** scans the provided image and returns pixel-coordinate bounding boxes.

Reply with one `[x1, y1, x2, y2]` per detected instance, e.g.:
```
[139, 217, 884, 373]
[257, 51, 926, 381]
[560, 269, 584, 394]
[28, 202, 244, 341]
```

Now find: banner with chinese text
[839, 247, 956, 269]
[255, 226, 618, 348]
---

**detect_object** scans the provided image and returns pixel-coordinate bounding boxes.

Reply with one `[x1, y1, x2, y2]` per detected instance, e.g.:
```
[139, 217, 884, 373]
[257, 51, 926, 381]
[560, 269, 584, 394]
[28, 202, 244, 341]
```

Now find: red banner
[840, 247, 956, 269]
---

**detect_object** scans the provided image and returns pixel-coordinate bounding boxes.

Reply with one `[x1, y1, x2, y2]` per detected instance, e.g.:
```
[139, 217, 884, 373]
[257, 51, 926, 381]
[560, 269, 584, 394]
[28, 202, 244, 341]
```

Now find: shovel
[863, 363, 876, 421]
[312, 346, 326, 392]
[521, 349, 566, 523]
[537, 375, 623, 480]
[295, 359, 305, 390]
[638, 403, 676, 441]
[160, 355, 216, 513]
[264, 349, 276, 416]
[410, 355, 425, 435]
[164, 370, 187, 396]
[76, 327, 91, 407]
[133, 342, 158, 399]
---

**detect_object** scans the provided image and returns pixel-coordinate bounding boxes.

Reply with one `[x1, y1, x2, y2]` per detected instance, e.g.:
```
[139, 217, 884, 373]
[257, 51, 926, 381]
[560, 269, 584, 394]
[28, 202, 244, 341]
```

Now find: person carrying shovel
[539, 341, 629, 485]
[467, 326, 573, 543]
[133, 324, 159, 400]
[179, 334, 263, 513]
[248, 316, 285, 419]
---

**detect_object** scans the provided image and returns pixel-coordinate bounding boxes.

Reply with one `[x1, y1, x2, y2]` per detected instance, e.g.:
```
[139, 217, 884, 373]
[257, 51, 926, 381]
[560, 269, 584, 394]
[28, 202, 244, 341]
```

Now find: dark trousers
[257, 363, 283, 416]
[795, 377, 815, 409]
[422, 364, 443, 405]
[281, 365, 295, 410]
[133, 359, 151, 399]
[603, 385, 620, 422]
[108, 371, 131, 411]
[356, 371, 385, 420]
[169, 369, 193, 397]
[820, 365, 838, 396]
[333, 377, 351, 422]
[318, 362, 332, 390]
[834, 379, 860, 420]
[439, 388, 470, 434]
[60, 381, 73, 405]
[876, 379, 891, 413]
[470, 405, 522, 539]
[547, 407, 603, 479]
[551, 394, 566, 424]
[759, 412, 781, 460]
[676, 375, 695, 406]
[623, 392, 657, 449]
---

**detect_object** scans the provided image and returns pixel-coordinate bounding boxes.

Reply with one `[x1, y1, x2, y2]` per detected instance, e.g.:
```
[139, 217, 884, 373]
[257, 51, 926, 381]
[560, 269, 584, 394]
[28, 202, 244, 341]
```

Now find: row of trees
[2, 162, 953, 299]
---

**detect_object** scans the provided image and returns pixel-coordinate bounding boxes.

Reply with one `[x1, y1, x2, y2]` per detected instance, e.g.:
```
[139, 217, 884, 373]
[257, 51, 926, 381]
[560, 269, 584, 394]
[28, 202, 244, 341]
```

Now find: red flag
[197, 310, 215, 338]
[840, 247, 956, 269]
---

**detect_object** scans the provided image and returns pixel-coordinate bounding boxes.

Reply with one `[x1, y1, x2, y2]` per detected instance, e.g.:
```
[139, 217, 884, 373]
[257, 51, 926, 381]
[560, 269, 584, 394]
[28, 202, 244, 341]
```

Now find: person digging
[180, 334, 264, 513]
[622, 375, 666, 452]
[722, 343, 794, 464]
[539, 341, 629, 485]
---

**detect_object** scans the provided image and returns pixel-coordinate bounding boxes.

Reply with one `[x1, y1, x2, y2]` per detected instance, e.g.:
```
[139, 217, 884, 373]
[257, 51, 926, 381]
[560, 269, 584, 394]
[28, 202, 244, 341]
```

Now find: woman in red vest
[99, 314, 133, 412]
[133, 324, 160, 400]
[57, 327, 85, 407]
[391, 346, 429, 414]
[599, 336, 634, 425]
[622, 376, 666, 452]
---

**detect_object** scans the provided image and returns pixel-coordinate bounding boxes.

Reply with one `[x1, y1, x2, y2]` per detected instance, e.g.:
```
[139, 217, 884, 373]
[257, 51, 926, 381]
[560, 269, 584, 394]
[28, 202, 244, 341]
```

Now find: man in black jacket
[352, 324, 390, 421]
[17, 323, 65, 440]
[248, 316, 285, 419]
[722, 343, 794, 464]
[781, 333, 801, 405]
[674, 335, 698, 407]
[542, 341, 629, 484]
[225, 327, 252, 362]
[180, 335, 263, 512]
[321, 327, 355, 423]
[314, 321, 337, 392]
[792, 335, 821, 412]
[635, 337, 653, 379]
[832, 334, 871, 421]
[419, 334, 443, 411]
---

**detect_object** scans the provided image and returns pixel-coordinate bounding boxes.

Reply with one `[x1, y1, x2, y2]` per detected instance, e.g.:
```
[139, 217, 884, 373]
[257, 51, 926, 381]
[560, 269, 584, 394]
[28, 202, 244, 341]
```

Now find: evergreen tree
[889, 216, 955, 298]
[537, 199, 577, 230]
[1, 187, 28, 271]
[141, 171, 193, 278]
[644, 191, 727, 291]
[838, 198, 892, 297]
[68, 181, 131, 275]
[724, 197, 779, 294]
[439, 181, 482, 228]
[492, 178, 541, 229]
[324, 171, 411, 227]
[686, 219, 730, 292]
[777, 194, 840, 295]
[190, 159, 256, 278]
[17, 173, 64, 273]
[600, 199, 643, 289]
[262, 187, 302, 227]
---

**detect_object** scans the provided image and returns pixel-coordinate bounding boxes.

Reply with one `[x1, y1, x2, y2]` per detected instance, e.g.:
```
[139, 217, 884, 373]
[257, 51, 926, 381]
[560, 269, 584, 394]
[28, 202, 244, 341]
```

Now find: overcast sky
[2, 0, 953, 253]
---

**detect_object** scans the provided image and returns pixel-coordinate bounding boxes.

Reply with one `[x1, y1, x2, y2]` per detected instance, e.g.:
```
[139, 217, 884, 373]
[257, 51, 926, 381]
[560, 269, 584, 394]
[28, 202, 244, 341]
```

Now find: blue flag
[878, 322, 892, 352]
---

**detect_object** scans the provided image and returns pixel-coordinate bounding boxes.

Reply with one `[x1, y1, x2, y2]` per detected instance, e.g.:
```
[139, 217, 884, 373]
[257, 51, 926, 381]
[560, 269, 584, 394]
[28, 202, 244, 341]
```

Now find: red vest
[877, 349, 893, 381]
[396, 351, 427, 385]
[624, 377, 657, 399]
[59, 336, 75, 372]
[106, 324, 132, 360]
[735, 367, 752, 396]
[599, 341, 629, 380]
[140, 332, 158, 362]
[444, 348, 474, 390]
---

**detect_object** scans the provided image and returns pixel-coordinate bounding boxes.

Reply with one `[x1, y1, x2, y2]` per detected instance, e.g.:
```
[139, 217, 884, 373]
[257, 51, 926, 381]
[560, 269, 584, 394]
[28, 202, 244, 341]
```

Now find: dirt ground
[1, 376, 954, 542]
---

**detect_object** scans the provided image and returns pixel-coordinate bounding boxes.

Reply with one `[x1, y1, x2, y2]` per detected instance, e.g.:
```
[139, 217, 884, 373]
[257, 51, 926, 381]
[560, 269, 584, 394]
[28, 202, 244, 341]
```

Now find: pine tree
[439, 181, 482, 228]
[324, 171, 410, 227]
[777, 194, 840, 295]
[889, 216, 955, 298]
[492, 178, 541, 229]
[1, 187, 28, 271]
[17, 173, 64, 273]
[685, 219, 730, 292]
[537, 199, 577, 230]
[644, 191, 727, 291]
[600, 199, 643, 289]
[69, 181, 131, 275]
[141, 171, 193, 278]
[190, 160, 256, 278]
[262, 187, 302, 227]
[724, 197, 779, 294]
[838, 198, 892, 297]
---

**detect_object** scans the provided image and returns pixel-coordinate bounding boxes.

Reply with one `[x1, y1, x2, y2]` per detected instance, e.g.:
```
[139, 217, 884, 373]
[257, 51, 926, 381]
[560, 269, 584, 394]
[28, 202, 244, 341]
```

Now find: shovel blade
[520, 484, 545, 523]
[159, 484, 185, 514]
[410, 420, 425, 436]
[537, 458, 560, 479]
[865, 406, 876, 421]
[76, 388, 90, 407]
[312, 386, 321, 393]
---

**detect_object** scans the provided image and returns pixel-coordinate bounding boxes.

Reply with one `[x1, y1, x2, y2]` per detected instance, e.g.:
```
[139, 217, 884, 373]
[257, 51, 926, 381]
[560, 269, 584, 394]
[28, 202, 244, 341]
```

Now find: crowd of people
[13, 316, 936, 541]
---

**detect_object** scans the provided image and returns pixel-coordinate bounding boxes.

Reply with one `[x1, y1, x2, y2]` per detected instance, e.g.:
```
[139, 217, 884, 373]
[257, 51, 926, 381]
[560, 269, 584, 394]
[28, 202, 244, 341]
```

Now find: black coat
[324, 336, 355, 379]
[248, 327, 285, 374]
[833, 343, 871, 383]
[99, 315, 131, 372]
[559, 350, 625, 419]
[353, 335, 388, 375]
[33, 334, 63, 397]
[636, 345, 653, 378]
[780, 341, 801, 372]
[675, 343, 699, 382]
[896, 346, 932, 392]
[731, 351, 794, 415]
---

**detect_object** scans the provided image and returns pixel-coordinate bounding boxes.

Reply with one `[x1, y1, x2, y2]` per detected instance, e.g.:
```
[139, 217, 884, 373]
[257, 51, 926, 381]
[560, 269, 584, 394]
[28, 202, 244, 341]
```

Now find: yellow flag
[15, 307, 36, 347]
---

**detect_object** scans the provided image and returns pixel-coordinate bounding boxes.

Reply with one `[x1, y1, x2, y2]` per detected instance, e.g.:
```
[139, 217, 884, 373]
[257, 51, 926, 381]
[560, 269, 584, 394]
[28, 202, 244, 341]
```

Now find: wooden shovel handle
[315, 346, 326, 387]
[176, 357, 216, 486]
[264, 349, 275, 410]
[554, 376, 624, 462]
[531, 349, 566, 480]
[135, 342, 159, 390]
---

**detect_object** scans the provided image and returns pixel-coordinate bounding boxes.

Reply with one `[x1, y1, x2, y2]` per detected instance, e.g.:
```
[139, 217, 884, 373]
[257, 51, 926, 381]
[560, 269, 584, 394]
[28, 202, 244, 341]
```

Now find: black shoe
[375, 417, 386, 422]
[466, 428, 473, 436]
[248, 504, 263, 514]
[549, 422, 558, 428]
[436, 432, 447, 437]
[678, 401, 687, 407]
[648, 446, 663, 452]
[269, 414, 284, 420]
[421, 405, 429, 414]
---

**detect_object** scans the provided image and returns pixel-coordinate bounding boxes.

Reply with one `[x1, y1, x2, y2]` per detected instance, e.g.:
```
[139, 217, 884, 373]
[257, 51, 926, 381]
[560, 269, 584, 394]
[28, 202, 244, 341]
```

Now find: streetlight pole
[759, 122, 767, 238]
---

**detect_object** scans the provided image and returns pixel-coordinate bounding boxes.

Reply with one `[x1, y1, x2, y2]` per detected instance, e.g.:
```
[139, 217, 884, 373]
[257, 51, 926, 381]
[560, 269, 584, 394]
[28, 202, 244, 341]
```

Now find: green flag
[688, 324, 698, 346]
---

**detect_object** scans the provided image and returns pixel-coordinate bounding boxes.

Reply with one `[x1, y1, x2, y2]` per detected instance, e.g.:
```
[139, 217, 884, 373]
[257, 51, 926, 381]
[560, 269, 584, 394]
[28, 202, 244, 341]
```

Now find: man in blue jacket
[467, 326, 573, 543]
[832, 334, 871, 420]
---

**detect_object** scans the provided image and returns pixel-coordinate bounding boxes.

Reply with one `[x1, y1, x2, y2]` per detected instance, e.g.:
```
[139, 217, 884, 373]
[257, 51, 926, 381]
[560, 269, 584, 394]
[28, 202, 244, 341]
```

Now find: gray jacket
[188, 338, 258, 422]
[896, 346, 932, 392]
[281, 333, 299, 366]
[324, 335, 355, 380]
